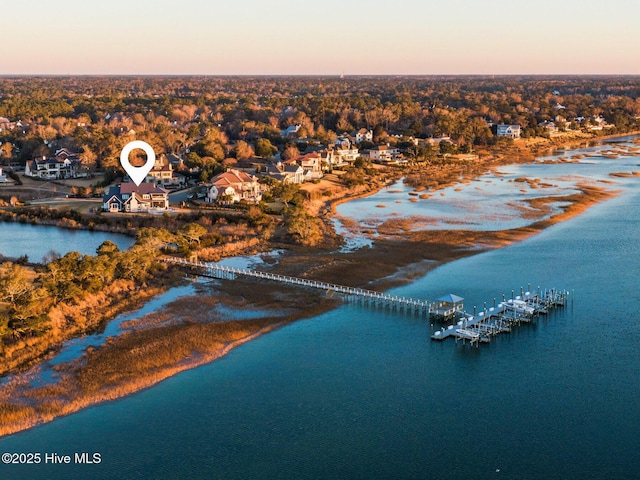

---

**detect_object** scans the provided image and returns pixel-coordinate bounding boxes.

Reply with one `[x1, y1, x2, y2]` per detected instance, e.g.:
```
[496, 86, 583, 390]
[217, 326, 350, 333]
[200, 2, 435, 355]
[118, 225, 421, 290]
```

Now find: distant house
[206, 169, 262, 204]
[0, 117, 12, 131]
[352, 128, 373, 144]
[264, 162, 305, 184]
[166, 153, 185, 170]
[366, 145, 401, 163]
[55, 148, 81, 162]
[0, 117, 27, 132]
[25, 156, 83, 180]
[102, 183, 169, 213]
[538, 121, 558, 135]
[421, 135, 452, 147]
[280, 124, 301, 138]
[334, 136, 353, 149]
[496, 124, 521, 139]
[136, 155, 185, 189]
[284, 153, 323, 180]
[588, 115, 613, 131]
[324, 145, 359, 168]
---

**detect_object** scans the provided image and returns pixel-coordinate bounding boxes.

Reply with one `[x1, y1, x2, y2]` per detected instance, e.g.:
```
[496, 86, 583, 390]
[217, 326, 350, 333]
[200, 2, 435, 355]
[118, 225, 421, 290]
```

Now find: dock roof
[438, 293, 464, 304]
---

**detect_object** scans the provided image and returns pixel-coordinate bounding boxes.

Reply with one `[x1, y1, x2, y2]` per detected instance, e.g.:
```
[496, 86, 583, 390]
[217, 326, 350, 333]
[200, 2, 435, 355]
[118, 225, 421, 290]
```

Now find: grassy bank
[0, 281, 339, 438]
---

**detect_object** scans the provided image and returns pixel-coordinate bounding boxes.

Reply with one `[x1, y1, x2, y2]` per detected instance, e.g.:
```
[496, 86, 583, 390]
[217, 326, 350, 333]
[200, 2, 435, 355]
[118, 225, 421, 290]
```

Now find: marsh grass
[0, 281, 339, 438]
[609, 171, 640, 178]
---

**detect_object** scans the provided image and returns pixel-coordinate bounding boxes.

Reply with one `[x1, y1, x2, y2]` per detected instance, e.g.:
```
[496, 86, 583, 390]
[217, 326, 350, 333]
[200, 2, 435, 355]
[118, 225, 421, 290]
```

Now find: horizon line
[1, 73, 640, 78]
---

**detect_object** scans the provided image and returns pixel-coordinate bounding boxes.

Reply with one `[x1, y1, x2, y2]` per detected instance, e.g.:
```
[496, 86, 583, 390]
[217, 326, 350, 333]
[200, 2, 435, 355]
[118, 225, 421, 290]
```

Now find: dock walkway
[432, 289, 569, 346]
[164, 257, 439, 313]
[164, 257, 569, 346]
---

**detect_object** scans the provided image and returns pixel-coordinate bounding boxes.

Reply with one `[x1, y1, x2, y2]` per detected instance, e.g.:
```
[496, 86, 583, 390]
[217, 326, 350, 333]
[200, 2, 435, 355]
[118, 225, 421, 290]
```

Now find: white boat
[455, 328, 480, 340]
[504, 299, 535, 315]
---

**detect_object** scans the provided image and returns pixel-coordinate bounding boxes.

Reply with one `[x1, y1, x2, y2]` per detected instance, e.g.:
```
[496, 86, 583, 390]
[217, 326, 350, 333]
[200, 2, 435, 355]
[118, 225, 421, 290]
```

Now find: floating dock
[431, 289, 569, 346]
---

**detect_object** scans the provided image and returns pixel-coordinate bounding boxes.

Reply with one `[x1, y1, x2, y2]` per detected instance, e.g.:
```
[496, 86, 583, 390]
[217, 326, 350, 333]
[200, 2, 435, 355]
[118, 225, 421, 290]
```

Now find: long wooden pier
[164, 257, 570, 346]
[164, 257, 438, 313]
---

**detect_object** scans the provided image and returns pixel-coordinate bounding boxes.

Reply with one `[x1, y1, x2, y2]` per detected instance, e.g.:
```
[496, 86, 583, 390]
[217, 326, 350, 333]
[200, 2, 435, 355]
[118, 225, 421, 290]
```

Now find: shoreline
[0, 180, 613, 438]
[0, 134, 636, 438]
[0, 282, 340, 438]
[0, 322, 285, 438]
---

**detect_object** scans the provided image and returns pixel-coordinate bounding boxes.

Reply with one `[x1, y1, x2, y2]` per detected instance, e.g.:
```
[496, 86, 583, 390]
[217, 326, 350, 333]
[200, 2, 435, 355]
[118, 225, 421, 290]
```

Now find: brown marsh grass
[0, 282, 339, 438]
[609, 171, 640, 178]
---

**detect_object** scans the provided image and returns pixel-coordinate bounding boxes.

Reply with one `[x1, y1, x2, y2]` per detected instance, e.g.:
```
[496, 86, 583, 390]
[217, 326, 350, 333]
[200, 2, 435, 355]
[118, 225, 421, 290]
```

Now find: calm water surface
[0, 223, 134, 259]
[1, 141, 639, 479]
[336, 137, 640, 238]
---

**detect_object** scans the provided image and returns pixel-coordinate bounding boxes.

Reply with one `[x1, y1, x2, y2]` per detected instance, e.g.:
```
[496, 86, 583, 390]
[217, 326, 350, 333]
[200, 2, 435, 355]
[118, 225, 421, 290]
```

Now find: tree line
[0, 76, 639, 176]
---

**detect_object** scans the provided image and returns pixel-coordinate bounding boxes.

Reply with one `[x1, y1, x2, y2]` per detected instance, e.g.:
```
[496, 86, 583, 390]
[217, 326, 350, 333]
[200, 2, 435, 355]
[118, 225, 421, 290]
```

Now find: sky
[3, 0, 640, 75]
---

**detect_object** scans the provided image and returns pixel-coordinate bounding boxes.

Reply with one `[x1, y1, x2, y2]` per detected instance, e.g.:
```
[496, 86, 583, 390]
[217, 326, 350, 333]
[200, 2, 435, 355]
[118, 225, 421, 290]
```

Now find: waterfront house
[324, 145, 360, 168]
[25, 155, 83, 180]
[284, 153, 324, 180]
[366, 145, 401, 163]
[206, 169, 262, 204]
[102, 183, 169, 213]
[263, 162, 305, 184]
[496, 125, 521, 139]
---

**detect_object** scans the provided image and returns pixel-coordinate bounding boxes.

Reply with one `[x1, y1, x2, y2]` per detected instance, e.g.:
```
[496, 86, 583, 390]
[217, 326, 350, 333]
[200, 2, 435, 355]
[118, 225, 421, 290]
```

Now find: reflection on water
[0, 223, 134, 260]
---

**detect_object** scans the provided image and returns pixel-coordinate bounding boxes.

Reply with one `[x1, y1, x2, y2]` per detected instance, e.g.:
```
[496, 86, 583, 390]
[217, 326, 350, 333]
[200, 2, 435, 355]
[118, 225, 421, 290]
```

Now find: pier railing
[164, 257, 570, 346]
[163, 257, 436, 313]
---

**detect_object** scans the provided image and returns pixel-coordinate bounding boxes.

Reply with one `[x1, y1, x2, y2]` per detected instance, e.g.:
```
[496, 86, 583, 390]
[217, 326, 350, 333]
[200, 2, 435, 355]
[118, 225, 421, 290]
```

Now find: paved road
[168, 186, 203, 205]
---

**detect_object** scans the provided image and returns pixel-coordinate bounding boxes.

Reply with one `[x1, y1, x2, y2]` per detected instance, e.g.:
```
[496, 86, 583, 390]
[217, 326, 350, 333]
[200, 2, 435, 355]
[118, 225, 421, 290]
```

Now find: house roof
[280, 125, 301, 136]
[497, 124, 521, 132]
[151, 163, 172, 172]
[103, 183, 168, 204]
[104, 194, 123, 205]
[55, 148, 79, 157]
[132, 193, 153, 204]
[211, 170, 256, 187]
[119, 183, 168, 195]
[265, 163, 303, 176]
[284, 153, 321, 165]
[166, 154, 183, 165]
[283, 164, 303, 173]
